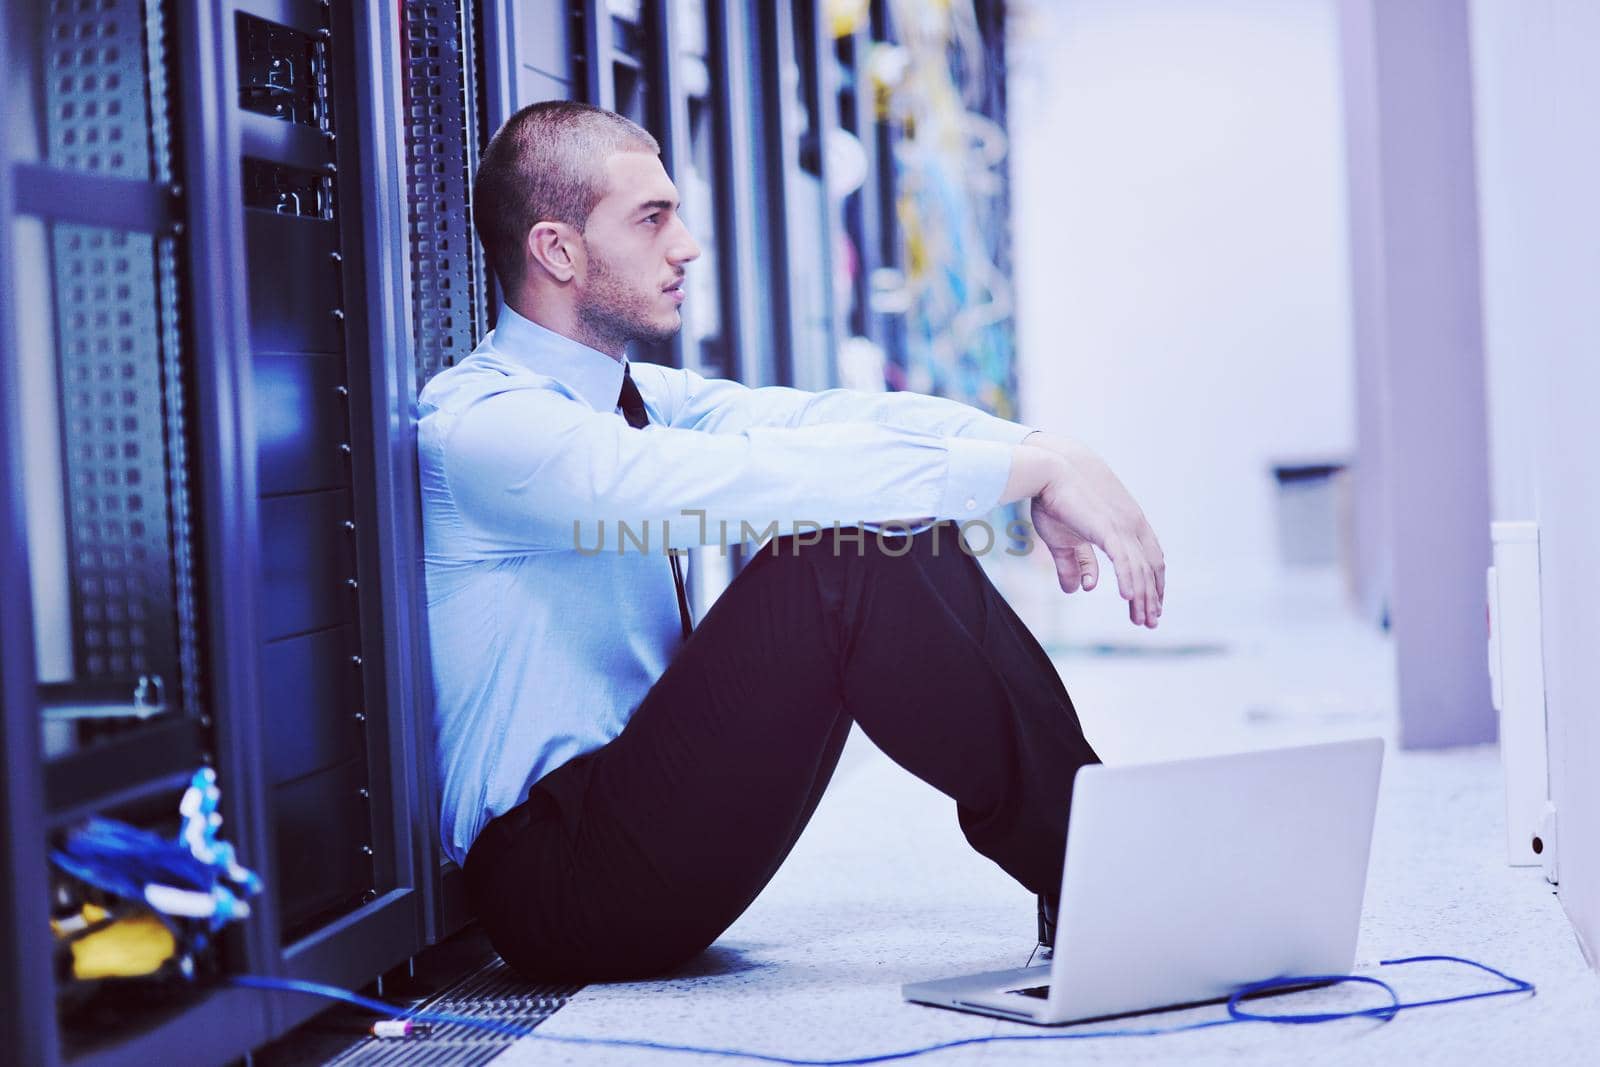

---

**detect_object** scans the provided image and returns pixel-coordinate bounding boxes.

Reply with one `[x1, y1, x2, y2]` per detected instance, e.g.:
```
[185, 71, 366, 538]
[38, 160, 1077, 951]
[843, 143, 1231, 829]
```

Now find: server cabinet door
[226, 0, 431, 1028]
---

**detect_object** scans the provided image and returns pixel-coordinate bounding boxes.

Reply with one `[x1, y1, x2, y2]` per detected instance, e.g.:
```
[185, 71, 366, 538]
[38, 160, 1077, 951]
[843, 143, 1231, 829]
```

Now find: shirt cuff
[937, 436, 1017, 520]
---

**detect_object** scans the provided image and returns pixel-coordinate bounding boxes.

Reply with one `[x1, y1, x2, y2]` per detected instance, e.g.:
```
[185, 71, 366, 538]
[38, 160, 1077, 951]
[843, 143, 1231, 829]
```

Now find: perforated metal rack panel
[42, 0, 189, 695]
[43, 0, 156, 180]
[402, 0, 487, 393]
[48, 226, 178, 687]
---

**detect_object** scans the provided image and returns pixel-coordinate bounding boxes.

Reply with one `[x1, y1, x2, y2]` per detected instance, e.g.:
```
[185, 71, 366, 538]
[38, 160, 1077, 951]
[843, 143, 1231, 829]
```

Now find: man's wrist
[1022, 429, 1079, 456]
[1000, 443, 1067, 505]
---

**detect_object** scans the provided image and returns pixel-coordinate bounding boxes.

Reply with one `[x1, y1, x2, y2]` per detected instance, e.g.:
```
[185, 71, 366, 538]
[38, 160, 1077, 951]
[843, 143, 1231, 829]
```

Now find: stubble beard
[573, 242, 680, 355]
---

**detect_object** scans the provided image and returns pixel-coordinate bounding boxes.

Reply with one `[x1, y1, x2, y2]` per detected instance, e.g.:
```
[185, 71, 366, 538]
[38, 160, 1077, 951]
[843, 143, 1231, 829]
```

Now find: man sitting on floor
[418, 101, 1165, 981]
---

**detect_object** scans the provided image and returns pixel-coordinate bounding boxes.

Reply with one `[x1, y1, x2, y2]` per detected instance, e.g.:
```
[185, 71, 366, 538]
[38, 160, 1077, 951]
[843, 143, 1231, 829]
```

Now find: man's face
[574, 151, 701, 348]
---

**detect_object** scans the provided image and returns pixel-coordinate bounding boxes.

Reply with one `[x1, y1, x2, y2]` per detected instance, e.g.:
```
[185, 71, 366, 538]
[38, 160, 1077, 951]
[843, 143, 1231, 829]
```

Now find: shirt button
[965, 497, 978, 511]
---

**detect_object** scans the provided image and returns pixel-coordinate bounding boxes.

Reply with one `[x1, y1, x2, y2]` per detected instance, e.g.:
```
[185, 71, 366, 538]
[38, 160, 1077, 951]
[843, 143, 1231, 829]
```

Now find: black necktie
[618, 364, 694, 640]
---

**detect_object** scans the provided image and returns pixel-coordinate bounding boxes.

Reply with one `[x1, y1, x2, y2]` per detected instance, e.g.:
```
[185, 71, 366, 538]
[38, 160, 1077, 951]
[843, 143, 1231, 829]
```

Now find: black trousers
[463, 522, 1100, 982]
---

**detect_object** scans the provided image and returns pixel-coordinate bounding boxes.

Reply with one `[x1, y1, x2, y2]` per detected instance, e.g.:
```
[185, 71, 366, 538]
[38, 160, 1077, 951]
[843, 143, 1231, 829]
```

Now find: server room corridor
[8, 1, 1600, 1064]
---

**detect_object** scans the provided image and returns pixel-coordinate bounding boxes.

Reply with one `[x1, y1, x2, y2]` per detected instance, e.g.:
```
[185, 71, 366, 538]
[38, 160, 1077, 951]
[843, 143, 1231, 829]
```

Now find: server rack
[398, 0, 496, 944]
[4, 1, 270, 1061]
[401, 0, 492, 393]
[834, 2, 905, 375]
[653, 0, 734, 381]
[710, 0, 785, 389]
[775, 0, 846, 393]
[1, 2, 433, 1061]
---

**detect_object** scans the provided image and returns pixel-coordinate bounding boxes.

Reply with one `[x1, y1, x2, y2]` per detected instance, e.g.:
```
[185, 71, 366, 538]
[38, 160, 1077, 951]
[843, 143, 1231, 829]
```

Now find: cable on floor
[230, 953, 1534, 1066]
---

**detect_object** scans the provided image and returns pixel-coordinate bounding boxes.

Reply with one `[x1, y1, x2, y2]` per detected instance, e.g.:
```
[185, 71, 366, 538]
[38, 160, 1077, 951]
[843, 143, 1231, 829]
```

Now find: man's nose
[668, 217, 702, 265]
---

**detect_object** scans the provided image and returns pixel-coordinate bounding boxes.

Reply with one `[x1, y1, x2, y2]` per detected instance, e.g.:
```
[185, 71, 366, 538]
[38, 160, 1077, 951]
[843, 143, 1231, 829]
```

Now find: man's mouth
[663, 278, 685, 304]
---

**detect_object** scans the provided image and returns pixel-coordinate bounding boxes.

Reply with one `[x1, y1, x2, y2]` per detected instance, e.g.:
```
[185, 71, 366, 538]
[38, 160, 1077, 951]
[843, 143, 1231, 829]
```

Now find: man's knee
[739, 522, 979, 608]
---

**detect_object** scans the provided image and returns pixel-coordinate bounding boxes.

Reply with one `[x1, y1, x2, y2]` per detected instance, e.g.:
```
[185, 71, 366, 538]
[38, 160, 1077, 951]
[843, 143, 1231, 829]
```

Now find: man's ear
[527, 221, 583, 283]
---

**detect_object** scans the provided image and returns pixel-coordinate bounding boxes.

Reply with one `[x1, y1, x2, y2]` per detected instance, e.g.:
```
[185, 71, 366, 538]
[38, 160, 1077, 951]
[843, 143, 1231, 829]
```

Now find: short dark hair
[472, 101, 661, 293]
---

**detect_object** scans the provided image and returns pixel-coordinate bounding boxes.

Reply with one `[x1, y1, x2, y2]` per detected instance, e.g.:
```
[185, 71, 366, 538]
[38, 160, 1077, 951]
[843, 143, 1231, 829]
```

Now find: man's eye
[644, 213, 661, 225]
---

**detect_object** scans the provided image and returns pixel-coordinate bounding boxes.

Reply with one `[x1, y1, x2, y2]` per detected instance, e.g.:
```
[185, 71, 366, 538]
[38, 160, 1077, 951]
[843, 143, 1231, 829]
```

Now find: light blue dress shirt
[418, 305, 1034, 864]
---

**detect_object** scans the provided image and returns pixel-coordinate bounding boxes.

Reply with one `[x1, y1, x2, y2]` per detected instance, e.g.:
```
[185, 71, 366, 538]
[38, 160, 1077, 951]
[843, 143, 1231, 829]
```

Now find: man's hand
[1010, 432, 1166, 628]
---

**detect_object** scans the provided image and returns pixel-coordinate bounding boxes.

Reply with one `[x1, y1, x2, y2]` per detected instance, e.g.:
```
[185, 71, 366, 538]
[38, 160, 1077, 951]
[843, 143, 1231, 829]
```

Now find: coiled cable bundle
[50, 768, 261, 982]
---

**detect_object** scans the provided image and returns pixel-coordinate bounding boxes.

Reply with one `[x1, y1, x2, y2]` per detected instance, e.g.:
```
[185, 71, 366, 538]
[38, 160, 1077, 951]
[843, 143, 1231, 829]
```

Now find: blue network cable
[51, 770, 262, 940]
[231, 953, 1535, 1065]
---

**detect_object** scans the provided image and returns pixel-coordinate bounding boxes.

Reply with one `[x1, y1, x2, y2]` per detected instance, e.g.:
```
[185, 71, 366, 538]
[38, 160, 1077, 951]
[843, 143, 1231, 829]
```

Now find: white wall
[1470, 0, 1600, 966]
[1009, 0, 1355, 633]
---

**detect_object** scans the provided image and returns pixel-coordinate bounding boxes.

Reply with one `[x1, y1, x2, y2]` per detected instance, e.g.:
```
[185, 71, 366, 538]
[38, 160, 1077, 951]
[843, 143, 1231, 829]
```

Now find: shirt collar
[488, 304, 628, 414]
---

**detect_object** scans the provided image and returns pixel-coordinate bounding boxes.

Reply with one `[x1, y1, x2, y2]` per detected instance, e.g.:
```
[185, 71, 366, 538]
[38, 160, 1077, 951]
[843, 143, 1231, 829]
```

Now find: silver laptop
[903, 737, 1384, 1025]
